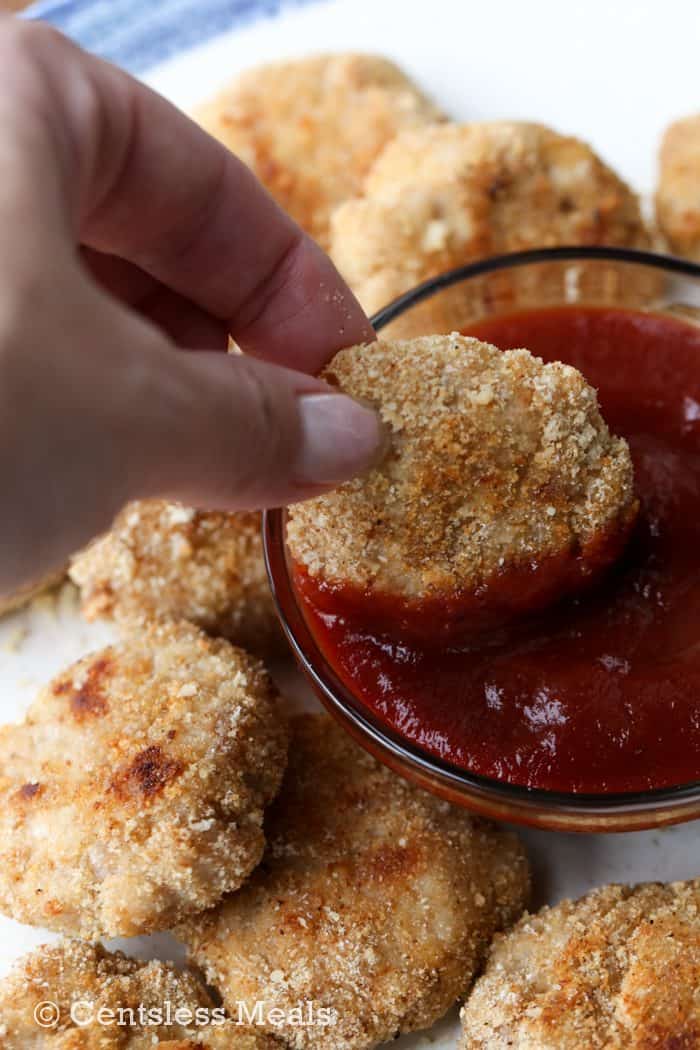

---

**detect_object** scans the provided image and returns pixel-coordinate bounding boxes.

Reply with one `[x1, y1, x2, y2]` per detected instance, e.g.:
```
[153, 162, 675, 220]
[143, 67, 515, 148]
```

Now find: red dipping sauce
[293, 307, 700, 794]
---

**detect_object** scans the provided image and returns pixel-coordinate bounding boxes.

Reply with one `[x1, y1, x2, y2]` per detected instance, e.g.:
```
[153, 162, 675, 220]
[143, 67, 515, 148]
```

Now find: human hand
[0, 18, 381, 597]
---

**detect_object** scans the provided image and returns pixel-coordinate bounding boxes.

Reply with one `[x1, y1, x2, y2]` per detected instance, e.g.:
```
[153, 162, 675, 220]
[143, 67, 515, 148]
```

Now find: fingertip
[233, 233, 375, 374]
[294, 393, 386, 487]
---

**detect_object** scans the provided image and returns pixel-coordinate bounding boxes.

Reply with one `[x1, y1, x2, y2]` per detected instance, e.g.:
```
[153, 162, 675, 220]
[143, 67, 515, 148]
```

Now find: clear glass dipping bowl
[264, 247, 700, 832]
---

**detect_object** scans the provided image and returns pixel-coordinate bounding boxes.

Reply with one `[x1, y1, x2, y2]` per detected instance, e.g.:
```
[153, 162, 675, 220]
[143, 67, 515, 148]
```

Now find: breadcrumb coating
[0, 567, 65, 616]
[0, 622, 288, 938]
[460, 879, 700, 1049]
[194, 52, 443, 248]
[656, 113, 700, 261]
[0, 939, 278, 1047]
[330, 121, 650, 317]
[69, 501, 282, 657]
[182, 713, 530, 1050]
[287, 335, 637, 623]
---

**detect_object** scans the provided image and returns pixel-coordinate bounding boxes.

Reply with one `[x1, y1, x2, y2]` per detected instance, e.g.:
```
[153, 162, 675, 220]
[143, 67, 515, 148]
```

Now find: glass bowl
[264, 247, 700, 832]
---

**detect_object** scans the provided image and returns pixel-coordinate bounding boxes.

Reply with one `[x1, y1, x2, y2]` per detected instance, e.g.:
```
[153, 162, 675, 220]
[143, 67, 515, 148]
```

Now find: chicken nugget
[656, 113, 700, 261]
[460, 879, 700, 1049]
[287, 335, 637, 637]
[194, 53, 443, 248]
[0, 938, 278, 1047]
[182, 713, 530, 1050]
[331, 121, 650, 323]
[0, 622, 288, 937]
[69, 501, 282, 657]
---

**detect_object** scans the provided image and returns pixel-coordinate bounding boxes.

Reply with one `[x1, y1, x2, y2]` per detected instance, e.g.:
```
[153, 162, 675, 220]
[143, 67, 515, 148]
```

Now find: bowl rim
[264, 245, 700, 817]
[370, 244, 700, 329]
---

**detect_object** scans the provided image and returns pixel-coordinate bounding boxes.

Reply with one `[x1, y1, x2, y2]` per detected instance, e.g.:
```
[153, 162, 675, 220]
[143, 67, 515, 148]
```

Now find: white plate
[4, 1, 700, 1045]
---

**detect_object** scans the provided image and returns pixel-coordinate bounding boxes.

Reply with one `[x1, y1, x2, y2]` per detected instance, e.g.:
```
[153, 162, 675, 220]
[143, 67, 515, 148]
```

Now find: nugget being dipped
[182, 714, 529, 1050]
[0, 939, 278, 1048]
[460, 879, 700, 1049]
[287, 335, 637, 638]
[0, 622, 288, 937]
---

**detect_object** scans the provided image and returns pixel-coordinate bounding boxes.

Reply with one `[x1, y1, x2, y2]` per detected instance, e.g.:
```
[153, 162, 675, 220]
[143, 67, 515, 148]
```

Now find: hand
[0, 18, 382, 597]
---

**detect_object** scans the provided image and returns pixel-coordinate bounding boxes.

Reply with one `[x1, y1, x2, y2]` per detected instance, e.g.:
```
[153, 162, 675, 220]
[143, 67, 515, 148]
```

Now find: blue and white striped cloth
[23, 0, 322, 72]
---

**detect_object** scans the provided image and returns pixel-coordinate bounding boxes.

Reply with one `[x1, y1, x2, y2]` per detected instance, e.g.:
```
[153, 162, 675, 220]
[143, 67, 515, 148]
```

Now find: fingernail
[296, 394, 386, 485]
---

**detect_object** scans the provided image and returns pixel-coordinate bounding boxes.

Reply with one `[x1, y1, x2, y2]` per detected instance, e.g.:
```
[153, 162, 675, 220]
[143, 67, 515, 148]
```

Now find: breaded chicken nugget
[182, 713, 530, 1050]
[0, 567, 65, 616]
[0, 622, 288, 937]
[331, 121, 650, 317]
[0, 939, 278, 1048]
[194, 53, 443, 248]
[69, 501, 282, 657]
[460, 879, 700, 1049]
[656, 113, 700, 261]
[287, 335, 637, 635]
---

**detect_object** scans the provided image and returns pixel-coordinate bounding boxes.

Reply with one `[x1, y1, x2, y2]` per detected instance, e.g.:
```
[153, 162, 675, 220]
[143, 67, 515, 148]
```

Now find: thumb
[131, 345, 384, 511]
[0, 284, 383, 598]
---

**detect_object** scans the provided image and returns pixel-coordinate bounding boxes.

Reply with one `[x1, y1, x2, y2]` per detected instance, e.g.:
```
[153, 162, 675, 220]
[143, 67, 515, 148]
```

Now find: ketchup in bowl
[293, 306, 700, 795]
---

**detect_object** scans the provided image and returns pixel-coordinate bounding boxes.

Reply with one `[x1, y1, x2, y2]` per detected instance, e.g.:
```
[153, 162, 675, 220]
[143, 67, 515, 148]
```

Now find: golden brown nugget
[656, 113, 700, 261]
[331, 121, 650, 316]
[0, 939, 279, 1048]
[70, 501, 282, 657]
[287, 335, 637, 634]
[194, 53, 443, 248]
[0, 622, 288, 938]
[0, 567, 65, 616]
[182, 713, 530, 1050]
[460, 879, 700, 1049]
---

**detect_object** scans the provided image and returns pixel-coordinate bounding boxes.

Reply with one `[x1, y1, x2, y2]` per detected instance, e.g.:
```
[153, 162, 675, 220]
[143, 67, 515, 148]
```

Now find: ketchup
[293, 307, 700, 794]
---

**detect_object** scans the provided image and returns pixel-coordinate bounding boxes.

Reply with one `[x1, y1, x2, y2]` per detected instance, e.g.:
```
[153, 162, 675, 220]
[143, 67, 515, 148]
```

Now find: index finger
[0, 18, 373, 373]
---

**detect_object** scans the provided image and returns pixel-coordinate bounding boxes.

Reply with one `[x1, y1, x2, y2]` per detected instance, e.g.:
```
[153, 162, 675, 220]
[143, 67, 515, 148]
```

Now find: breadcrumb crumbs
[195, 53, 443, 248]
[330, 121, 650, 318]
[0, 622, 288, 938]
[460, 879, 700, 1049]
[182, 713, 529, 1050]
[287, 335, 637, 613]
[70, 501, 282, 657]
[0, 939, 278, 1047]
[656, 112, 700, 261]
